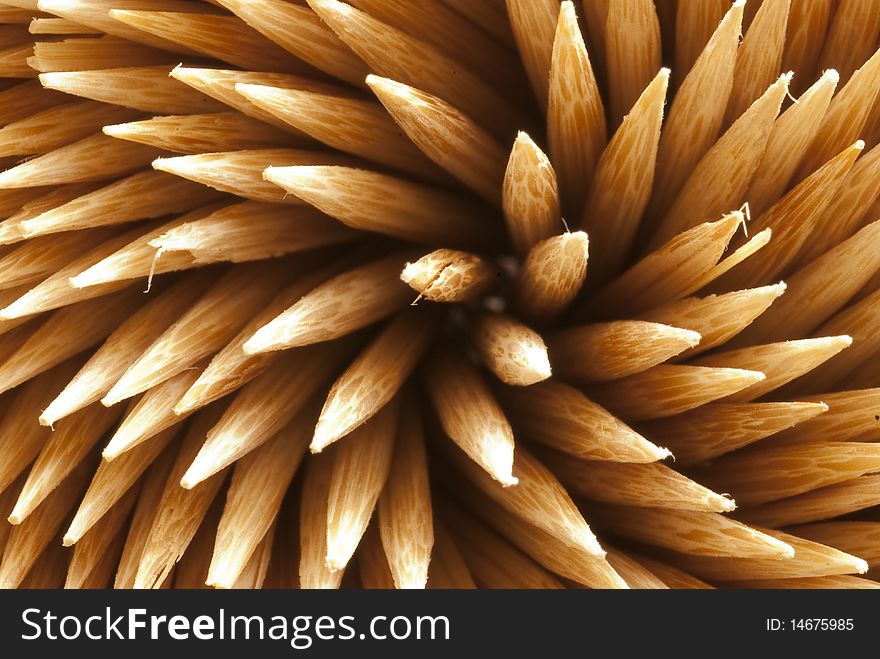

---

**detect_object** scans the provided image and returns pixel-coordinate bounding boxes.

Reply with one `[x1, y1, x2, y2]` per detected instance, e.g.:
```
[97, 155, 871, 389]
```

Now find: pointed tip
[37, 0, 72, 10]
[39, 401, 69, 429]
[397, 576, 429, 590]
[61, 533, 76, 548]
[7, 511, 22, 525]
[324, 557, 346, 573]
[365, 74, 409, 100]
[499, 474, 519, 488]
[0, 168, 23, 191]
[821, 68, 840, 84]
[526, 354, 553, 383]
[152, 156, 177, 175]
[179, 474, 197, 490]
[557, 229, 589, 248]
[399, 261, 418, 286]
[102, 124, 125, 139]
[107, 8, 137, 22]
[241, 335, 264, 355]
[704, 211, 748, 245]
[36, 71, 59, 88]
[654, 445, 674, 461]
[324, 535, 358, 573]
[583, 534, 605, 558]
[558, 0, 576, 24]
[233, 82, 264, 101]
[515, 349, 553, 385]
[716, 496, 737, 513]
[640, 67, 670, 100]
[0, 298, 32, 320]
[310, 422, 336, 454]
[100, 391, 123, 408]
[680, 328, 703, 349]
[242, 317, 289, 354]
[69, 272, 96, 289]
[180, 452, 216, 490]
[171, 397, 195, 417]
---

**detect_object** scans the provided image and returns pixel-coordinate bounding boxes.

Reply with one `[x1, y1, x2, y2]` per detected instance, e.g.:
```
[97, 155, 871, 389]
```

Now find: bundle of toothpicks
[0, 0, 878, 590]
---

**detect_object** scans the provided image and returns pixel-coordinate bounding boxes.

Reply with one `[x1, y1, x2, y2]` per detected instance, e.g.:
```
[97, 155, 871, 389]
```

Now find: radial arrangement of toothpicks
[0, 0, 878, 591]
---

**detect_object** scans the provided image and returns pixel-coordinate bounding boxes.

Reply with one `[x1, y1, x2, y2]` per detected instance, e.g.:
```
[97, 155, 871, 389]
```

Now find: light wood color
[180, 339, 359, 488]
[132, 405, 229, 589]
[604, 0, 661, 126]
[513, 231, 588, 322]
[502, 132, 560, 257]
[153, 149, 361, 204]
[550, 320, 700, 383]
[548, 1, 605, 216]
[235, 84, 445, 183]
[62, 422, 182, 546]
[648, 1, 743, 221]
[400, 249, 499, 304]
[208, 411, 311, 588]
[589, 503, 794, 558]
[109, 10, 311, 73]
[308, 0, 521, 137]
[697, 441, 880, 507]
[104, 112, 305, 155]
[642, 401, 829, 466]
[652, 72, 791, 246]
[366, 74, 507, 206]
[378, 399, 433, 589]
[591, 364, 766, 421]
[581, 68, 667, 282]
[39, 67, 226, 114]
[0, 133, 161, 189]
[742, 475, 880, 528]
[747, 69, 839, 216]
[724, 0, 790, 126]
[423, 346, 518, 486]
[496, 380, 669, 463]
[313, 309, 436, 451]
[264, 165, 495, 248]
[325, 398, 398, 572]
[214, 0, 368, 86]
[469, 312, 551, 386]
[244, 252, 414, 354]
[169, 66, 345, 133]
